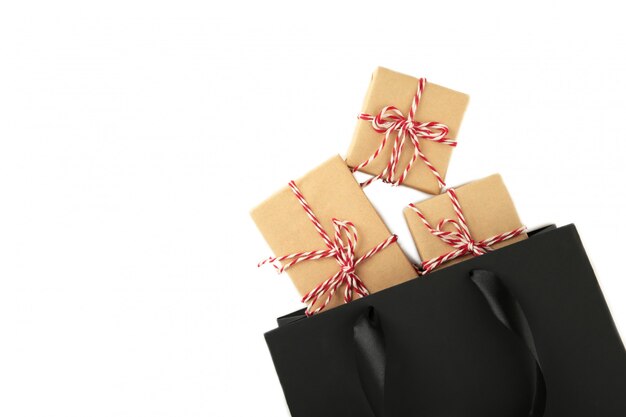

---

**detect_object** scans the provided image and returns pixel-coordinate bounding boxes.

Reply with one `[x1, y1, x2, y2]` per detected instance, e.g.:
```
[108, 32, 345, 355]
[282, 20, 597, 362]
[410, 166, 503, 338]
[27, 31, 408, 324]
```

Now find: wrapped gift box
[404, 174, 526, 272]
[251, 155, 417, 314]
[346, 67, 469, 193]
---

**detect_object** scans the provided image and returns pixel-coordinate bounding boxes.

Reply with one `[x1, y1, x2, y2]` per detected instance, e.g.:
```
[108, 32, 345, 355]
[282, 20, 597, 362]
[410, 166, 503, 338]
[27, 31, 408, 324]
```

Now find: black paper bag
[264, 224, 626, 417]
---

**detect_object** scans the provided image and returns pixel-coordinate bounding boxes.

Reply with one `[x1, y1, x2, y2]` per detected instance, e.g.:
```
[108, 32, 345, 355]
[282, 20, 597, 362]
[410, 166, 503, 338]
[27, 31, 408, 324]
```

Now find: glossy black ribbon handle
[354, 306, 386, 417]
[352, 270, 546, 417]
[470, 269, 546, 417]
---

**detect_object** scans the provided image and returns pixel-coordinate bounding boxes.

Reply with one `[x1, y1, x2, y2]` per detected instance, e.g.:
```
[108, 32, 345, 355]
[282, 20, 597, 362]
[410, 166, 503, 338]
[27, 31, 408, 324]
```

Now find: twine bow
[354, 78, 455, 189]
[259, 181, 398, 316]
[409, 188, 527, 274]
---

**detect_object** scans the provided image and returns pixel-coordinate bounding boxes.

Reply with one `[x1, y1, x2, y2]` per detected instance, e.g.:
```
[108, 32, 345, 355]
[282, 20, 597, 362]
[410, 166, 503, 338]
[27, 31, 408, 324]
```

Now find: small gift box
[404, 174, 526, 273]
[346, 67, 469, 194]
[251, 155, 416, 315]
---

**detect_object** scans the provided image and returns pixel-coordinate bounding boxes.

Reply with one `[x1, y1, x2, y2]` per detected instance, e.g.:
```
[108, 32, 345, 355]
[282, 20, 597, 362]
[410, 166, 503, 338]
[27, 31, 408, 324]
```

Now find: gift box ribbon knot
[354, 78, 456, 189]
[258, 180, 399, 316]
[409, 188, 527, 274]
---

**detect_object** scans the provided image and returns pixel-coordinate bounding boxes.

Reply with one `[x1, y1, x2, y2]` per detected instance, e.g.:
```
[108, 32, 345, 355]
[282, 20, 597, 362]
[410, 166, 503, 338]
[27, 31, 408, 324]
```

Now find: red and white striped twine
[408, 188, 526, 274]
[258, 180, 398, 316]
[354, 78, 455, 190]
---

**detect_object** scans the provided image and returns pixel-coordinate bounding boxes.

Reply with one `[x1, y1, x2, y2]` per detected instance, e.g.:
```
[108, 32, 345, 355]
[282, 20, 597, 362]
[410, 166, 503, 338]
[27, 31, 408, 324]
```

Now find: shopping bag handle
[354, 305, 386, 417]
[353, 269, 546, 417]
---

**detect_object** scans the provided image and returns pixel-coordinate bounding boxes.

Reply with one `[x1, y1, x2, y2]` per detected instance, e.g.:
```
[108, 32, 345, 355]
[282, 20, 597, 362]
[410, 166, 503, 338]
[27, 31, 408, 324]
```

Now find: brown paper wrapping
[346, 67, 469, 194]
[251, 155, 417, 312]
[403, 174, 526, 271]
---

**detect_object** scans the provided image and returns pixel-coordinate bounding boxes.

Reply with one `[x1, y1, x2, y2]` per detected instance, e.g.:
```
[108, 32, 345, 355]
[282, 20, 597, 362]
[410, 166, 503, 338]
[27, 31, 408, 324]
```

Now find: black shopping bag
[264, 225, 626, 416]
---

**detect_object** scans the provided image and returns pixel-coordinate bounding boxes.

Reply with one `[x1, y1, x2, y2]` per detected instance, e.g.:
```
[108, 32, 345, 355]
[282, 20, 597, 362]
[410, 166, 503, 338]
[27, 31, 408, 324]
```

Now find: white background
[1, 1, 625, 416]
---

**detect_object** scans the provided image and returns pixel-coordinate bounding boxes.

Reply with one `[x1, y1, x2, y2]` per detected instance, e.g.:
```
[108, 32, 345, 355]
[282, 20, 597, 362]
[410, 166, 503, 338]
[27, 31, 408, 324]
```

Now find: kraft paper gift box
[251, 155, 417, 314]
[264, 225, 626, 417]
[346, 67, 469, 194]
[404, 174, 527, 272]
